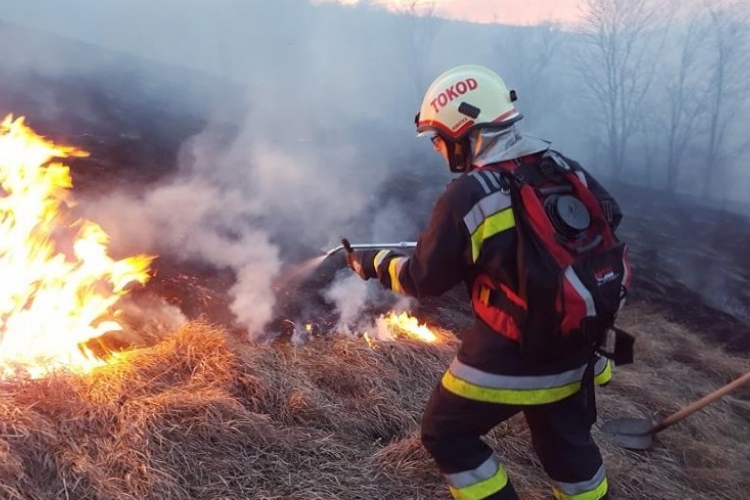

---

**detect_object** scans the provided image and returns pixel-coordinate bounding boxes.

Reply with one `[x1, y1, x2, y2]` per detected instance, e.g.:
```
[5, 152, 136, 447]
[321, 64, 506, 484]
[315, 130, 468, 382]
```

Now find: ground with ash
[1, 21, 749, 500]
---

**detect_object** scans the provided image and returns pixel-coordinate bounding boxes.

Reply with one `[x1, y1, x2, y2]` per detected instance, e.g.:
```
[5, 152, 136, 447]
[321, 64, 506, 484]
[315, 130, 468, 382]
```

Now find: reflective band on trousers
[553, 465, 608, 500]
[446, 455, 509, 500]
[441, 357, 612, 405]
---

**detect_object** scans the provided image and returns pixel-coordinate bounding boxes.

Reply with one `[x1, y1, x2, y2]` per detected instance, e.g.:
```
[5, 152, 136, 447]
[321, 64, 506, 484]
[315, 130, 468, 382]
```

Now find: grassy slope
[0, 303, 748, 500]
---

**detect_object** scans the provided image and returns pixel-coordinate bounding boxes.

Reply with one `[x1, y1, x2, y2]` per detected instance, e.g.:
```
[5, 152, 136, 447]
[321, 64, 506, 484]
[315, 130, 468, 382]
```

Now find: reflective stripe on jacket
[463, 172, 515, 263]
[441, 356, 612, 405]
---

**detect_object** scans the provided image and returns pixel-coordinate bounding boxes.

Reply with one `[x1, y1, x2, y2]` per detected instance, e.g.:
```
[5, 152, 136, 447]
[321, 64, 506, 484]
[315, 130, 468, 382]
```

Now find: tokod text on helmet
[430, 78, 479, 113]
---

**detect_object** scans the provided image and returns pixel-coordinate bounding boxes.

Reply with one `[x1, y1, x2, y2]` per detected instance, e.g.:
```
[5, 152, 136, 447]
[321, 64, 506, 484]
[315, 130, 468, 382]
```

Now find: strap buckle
[478, 284, 491, 306]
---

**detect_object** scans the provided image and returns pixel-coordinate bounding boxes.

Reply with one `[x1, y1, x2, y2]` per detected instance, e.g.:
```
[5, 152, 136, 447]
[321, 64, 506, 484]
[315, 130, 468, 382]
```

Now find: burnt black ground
[612, 185, 750, 353]
[0, 20, 748, 355]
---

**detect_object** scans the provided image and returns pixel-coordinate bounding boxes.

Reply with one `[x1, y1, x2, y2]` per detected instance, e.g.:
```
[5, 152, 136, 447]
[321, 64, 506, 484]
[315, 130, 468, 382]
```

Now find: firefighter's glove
[346, 250, 379, 281]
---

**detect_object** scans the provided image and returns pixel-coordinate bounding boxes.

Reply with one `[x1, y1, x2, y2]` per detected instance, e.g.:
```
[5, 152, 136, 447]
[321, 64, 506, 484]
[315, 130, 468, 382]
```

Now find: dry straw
[0, 303, 747, 499]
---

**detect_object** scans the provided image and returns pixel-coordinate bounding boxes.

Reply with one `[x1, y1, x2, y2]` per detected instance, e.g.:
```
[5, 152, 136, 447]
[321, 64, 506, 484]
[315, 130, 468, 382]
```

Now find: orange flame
[0, 115, 154, 379]
[363, 331, 376, 349]
[379, 311, 438, 343]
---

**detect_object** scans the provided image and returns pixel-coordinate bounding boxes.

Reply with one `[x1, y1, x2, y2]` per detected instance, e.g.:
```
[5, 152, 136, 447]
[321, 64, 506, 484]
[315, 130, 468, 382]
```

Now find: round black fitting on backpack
[544, 194, 591, 240]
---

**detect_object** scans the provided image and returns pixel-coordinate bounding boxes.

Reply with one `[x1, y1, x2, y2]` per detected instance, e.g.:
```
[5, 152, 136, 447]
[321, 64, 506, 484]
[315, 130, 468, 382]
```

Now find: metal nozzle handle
[325, 240, 417, 258]
[342, 238, 354, 254]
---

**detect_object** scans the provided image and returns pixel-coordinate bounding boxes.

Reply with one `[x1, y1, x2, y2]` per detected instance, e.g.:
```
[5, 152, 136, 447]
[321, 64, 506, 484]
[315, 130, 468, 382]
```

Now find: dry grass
[0, 305, 748, 500]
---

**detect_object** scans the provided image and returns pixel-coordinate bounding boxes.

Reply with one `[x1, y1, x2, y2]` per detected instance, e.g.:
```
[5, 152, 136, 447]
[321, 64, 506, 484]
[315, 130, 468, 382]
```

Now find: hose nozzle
[324, 239, 417, 258]
[342, 238, 354, 254]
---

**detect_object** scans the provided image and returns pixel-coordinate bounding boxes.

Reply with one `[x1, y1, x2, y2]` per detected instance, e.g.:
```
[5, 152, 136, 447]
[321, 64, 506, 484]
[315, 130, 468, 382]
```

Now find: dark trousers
[421, 383, 606, 500]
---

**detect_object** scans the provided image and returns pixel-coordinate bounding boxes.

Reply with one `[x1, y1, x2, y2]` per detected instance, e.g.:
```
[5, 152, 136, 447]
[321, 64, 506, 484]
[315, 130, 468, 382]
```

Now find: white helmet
[415, 65, 521, 142]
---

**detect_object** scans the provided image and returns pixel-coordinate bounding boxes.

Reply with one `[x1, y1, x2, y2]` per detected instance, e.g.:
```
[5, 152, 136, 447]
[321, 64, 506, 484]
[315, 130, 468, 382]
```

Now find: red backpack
[475, 151, 632, 364]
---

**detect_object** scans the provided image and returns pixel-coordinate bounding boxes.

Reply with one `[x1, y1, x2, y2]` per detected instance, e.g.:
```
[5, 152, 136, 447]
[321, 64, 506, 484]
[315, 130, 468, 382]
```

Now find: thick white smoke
[81, 178, 279, 335]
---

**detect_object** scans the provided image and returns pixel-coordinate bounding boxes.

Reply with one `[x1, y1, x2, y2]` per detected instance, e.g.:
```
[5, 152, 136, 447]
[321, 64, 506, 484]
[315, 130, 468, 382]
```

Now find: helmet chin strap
[446, 137, 473, 173]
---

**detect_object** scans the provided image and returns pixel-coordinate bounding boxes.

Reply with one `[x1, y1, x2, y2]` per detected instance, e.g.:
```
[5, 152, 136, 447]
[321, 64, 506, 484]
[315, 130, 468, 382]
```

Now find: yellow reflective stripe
[443, 370, 581, 405]
[388, 257, 407, 294]
[464, 191, 512, 233]
[373, 250, 391, 269]
[441, 359, 613, 406]
[446, 456, 500, 490]
[553, 477, 608, 500]
[553, 465, 608, 500]
[469, 208, 515, 262]
[449, 464, 509, 500]
[595, 360, 612, 385]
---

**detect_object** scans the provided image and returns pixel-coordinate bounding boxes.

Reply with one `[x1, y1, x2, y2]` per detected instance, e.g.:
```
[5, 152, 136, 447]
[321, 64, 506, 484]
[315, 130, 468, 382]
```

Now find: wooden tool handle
[653, 370, 750, 433]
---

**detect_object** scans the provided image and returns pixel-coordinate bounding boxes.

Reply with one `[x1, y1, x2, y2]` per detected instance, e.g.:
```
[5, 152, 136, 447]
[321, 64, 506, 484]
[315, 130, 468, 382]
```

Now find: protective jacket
[370, 127, 620, 405]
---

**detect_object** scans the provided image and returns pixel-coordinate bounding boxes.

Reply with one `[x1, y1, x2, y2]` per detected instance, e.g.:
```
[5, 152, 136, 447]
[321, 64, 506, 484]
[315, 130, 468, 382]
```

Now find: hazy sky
[318, 0, 582, 25]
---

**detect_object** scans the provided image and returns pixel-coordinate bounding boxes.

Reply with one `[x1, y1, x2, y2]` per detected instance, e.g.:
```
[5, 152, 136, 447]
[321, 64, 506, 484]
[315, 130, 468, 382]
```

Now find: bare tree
[493, 22, 564, 126]
[663, 14, 709, 192]
[700, 2, 750, 200]
[392, 0, 439, 101]
[576, 0, 669, 179]
[634, 102, 661, 184]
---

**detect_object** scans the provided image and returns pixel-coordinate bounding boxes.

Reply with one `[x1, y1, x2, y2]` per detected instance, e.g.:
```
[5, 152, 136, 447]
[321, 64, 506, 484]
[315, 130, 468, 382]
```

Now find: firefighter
[345, 65, 621, 500]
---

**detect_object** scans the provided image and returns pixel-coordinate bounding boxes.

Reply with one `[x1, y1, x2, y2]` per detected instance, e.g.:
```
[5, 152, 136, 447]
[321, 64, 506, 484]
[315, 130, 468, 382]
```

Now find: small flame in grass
[363, 331, 375, 349]
[0, 115, 155, 379]
[378, 311, 438, 343]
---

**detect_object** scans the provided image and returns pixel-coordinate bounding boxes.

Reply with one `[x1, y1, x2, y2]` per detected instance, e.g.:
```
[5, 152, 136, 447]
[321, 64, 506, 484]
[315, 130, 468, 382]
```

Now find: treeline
[0, 0, 747, 205]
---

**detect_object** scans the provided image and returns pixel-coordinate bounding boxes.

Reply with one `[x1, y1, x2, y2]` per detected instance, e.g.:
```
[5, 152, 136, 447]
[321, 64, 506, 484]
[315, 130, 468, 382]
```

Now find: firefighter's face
[431, 134, 449, 163]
